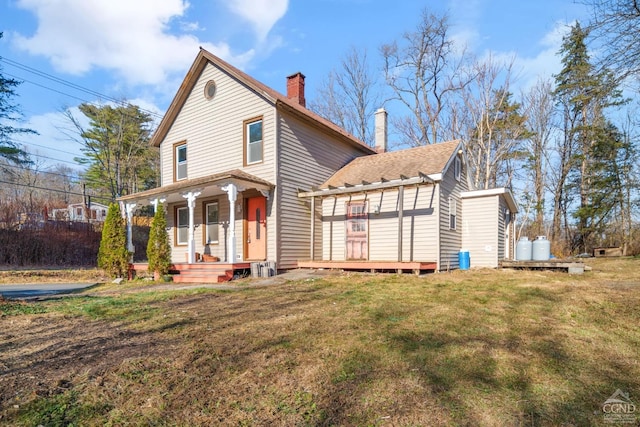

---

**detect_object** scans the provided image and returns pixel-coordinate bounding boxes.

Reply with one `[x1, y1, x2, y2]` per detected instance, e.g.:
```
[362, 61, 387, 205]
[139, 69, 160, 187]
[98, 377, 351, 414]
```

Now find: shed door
[346, 201, 368, 260]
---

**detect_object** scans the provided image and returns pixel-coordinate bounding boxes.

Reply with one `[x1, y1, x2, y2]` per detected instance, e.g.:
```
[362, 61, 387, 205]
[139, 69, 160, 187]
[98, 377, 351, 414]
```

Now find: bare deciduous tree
[460, 55, 529, 189]
[583, 0, 640, 80]
[381, 9, 470, 146]
[308, 47, 380, 146]
[521, 78, 556, 236]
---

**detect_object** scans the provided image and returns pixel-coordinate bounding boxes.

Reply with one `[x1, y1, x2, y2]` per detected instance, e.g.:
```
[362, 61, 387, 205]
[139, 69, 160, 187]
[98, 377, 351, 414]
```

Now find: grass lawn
[0, 258, 638, 426]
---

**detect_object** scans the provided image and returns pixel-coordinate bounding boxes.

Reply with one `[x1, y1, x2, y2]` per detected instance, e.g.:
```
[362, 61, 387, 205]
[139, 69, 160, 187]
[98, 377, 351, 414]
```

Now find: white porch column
[125, 203, 136, 254]
[150, 197, 166, 213]
[221, 183, 238, 263]
[182, 191, 201, 264]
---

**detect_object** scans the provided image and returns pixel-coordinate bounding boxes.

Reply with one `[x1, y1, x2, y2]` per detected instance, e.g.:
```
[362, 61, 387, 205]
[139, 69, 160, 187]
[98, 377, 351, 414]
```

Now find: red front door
[246, 196, 267, 260]
[346, 201, 368, 260]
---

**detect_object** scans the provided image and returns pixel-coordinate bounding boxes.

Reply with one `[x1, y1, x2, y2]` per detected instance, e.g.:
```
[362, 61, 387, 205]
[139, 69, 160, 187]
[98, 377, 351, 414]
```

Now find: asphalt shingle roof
[321, 140, 461, 188]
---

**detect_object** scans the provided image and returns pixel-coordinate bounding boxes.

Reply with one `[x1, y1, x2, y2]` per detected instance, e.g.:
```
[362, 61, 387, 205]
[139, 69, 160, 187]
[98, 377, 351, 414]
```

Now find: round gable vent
[204, 80, 216, 100]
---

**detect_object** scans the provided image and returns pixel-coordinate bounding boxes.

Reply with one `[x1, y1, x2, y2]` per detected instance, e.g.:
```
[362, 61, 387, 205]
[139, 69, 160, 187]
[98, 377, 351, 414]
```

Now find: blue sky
[0, 0, 590, 170]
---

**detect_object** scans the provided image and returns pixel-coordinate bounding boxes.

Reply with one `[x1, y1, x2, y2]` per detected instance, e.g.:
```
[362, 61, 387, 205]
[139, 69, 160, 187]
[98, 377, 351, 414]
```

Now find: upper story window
[174, 142, 187, 181]
[454, 155, 461, 181]
[244, 117, 263, 165]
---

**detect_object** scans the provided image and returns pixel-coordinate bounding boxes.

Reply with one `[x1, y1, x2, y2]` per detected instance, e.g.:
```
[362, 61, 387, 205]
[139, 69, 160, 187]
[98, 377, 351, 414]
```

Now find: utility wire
[0, 57, 164, 119]
[0, 162, 81, 181]
[14, 138, 85, 158]
[0, 179, 114, 203]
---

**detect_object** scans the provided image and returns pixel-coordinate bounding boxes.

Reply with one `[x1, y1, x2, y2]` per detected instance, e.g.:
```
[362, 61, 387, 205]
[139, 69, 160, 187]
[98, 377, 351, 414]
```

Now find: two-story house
[119, 48, 375, 281]
[120, 48, 517, 282]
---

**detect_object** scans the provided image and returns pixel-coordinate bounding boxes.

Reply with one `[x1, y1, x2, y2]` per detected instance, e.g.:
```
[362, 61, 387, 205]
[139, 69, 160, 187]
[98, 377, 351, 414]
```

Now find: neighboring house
[50, 202, 109, 222]
[119, 47, 517, 278]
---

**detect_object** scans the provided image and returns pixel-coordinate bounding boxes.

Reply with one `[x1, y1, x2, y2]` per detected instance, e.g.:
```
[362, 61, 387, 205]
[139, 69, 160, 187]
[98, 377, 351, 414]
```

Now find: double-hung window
[245, 118, 263, 165]
[205, 202, 219, 244]
[176, 206, 188, 245]
[175, 142, 187, 181]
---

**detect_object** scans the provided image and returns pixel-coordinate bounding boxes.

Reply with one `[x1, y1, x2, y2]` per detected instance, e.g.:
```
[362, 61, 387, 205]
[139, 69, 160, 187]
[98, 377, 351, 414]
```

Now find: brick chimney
[286, 72, 306, 107]
[374, 108, 388, 153]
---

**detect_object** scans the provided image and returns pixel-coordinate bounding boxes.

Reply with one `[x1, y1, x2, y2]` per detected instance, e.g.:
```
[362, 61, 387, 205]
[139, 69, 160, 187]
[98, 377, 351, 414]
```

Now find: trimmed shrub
[146, 202, 171, 278]
[97, 203, 130, 278]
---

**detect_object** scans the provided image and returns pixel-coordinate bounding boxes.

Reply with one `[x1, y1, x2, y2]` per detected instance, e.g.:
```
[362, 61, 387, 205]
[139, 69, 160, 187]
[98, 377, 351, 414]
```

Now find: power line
[0, 162, 83, 183]
[0, 57, 164, 119]
[0, 179, 114, 203]
[13, 138, 85, 157]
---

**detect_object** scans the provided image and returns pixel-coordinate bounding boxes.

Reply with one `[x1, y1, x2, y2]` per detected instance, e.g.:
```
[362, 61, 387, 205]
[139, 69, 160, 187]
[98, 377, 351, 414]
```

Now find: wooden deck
[297, 260, 437, 274]
[500, 260, 588, 274]
[129, 262, 252, 283]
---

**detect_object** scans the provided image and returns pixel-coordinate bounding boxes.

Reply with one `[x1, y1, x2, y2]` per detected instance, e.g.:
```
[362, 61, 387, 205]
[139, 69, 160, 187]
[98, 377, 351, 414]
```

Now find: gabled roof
[321, 140, 462, 188]
[150, 48, 375, 155]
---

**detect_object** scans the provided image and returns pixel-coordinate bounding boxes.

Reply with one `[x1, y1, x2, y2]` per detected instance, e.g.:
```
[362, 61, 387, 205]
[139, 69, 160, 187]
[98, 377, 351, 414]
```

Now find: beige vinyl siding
[322, 197, 346, 261]
[461, 196, 499, 268]
[278, 111, 369, 269]
[321, 185, 438, 262]
[438, 156, 468, 270]
[161, 63, 277, 186]
[368, 190, 398, 260]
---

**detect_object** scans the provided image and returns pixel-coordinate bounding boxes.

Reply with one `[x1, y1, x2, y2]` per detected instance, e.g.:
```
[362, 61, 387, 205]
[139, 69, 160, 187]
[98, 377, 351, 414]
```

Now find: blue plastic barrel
[459, 250, 470, 270]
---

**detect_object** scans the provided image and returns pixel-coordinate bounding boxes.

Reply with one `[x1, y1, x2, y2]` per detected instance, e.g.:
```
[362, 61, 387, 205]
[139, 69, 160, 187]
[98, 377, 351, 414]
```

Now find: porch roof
[117, 169, 274, 205]
[298, 140, 461, 198]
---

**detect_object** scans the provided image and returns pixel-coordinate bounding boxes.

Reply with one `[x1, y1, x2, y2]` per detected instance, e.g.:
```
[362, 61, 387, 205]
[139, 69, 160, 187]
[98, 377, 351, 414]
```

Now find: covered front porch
[119, 169, 274, 277]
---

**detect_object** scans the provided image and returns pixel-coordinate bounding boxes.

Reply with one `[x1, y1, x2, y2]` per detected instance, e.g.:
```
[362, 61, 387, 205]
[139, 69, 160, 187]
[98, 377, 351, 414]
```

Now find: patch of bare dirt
[0, 313, 180, 410]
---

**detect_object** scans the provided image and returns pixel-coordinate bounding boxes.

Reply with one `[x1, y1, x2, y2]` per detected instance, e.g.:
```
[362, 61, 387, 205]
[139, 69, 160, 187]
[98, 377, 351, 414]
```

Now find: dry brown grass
[0, 267, 107, 284]
[0, 257, 638, 426]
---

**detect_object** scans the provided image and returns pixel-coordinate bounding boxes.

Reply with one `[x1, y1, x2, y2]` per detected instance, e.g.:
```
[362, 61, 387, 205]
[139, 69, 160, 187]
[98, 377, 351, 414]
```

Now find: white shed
[461, 188, 518, 268]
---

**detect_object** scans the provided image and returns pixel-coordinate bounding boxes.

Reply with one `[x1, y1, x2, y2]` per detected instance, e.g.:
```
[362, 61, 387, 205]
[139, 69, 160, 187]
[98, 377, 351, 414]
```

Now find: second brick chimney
[286, 72, 306, 107]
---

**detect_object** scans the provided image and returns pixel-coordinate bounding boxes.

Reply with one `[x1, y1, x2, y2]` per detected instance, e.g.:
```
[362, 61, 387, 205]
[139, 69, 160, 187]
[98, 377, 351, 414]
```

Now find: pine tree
[98, 202, 130, 278]
[553, 22, 625, 252]
[146, 202, 171, 279]
[0, 32, 35, 165]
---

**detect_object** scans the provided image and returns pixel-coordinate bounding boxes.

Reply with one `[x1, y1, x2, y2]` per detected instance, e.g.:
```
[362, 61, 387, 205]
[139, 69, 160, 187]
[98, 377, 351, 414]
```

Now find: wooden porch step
[171, 267, 234, 283]
[171, 271, 233, 283]
[129, 262, 251, 283]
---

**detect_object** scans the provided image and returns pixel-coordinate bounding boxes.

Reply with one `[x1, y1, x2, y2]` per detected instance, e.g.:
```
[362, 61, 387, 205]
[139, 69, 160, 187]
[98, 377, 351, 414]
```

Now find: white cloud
[20, 110, 85, 169]
[513, 21, 573, 90]
[12, 0, 255, 86]
[226, 0, 288, 41]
